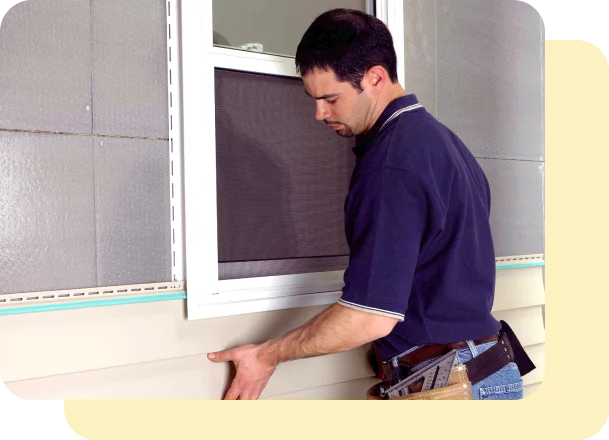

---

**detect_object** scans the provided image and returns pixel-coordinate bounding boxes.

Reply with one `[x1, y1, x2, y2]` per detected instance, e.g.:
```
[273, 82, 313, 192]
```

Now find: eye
[327, 99, 338, 105]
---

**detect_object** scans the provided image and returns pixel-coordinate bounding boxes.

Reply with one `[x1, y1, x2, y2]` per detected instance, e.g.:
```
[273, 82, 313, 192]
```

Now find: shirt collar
[353, 94, 421, 159]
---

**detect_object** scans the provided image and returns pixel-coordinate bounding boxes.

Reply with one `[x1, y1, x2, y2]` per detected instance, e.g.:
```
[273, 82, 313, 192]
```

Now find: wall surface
[0, 0, 545, 399]
[2, 268, 544, 399]
[0, 0, 171, 294]
[404, 0, 545, 256]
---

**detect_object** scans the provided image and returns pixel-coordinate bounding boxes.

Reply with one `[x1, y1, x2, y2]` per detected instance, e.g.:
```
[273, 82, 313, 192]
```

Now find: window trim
[180, 0, 406, 320]
[211, 46, 298, 78]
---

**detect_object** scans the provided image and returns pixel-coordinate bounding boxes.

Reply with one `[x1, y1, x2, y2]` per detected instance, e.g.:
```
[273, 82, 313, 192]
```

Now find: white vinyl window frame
[180, 0, 404, 319]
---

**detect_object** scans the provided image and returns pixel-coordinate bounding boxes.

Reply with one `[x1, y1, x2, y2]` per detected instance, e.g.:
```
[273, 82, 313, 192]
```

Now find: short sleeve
[339, 167, 443, 321]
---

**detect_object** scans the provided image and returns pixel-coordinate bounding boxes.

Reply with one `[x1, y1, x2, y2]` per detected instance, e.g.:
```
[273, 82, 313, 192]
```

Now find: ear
[362, 65, 388, 91]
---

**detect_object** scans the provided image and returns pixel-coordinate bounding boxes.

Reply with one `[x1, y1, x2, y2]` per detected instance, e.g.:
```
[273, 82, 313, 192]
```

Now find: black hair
[295, 8, 398, 91]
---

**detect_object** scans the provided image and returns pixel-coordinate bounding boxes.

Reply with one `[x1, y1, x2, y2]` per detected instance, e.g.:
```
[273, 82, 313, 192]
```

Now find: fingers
[240, 386, 256, 401]
[207, 348, 236, 363]
[224, 383, 241, 400]
[247, 384, 267, 400]
[223, 376, 267, 400]
[208, 344, 256, 362]
[231, 384, 264, 400]
[209, 344, 272, 400]
[224, 370, 245, 400]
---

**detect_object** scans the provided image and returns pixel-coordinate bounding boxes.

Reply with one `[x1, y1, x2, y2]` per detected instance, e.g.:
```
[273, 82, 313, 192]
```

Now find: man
[208, 9, 532, 400]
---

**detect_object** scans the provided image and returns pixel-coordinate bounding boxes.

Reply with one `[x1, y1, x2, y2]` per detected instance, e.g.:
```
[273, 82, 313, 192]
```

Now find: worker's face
[302, 68, 374, 138]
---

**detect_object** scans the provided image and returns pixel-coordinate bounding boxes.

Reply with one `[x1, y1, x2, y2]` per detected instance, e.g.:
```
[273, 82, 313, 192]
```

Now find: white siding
[2, 267, 544, 399]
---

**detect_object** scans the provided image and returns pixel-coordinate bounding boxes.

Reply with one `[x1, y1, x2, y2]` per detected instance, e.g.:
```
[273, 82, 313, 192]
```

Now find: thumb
[207, 348, 236, 363]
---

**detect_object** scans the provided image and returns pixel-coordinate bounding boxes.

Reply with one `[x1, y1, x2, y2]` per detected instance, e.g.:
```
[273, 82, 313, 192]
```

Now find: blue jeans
[400, 340, 524, 400]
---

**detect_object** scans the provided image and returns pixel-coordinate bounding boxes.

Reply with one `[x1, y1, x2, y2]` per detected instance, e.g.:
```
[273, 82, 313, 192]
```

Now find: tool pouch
[367, 345, 390, 382]
[365, 364, 472, 400]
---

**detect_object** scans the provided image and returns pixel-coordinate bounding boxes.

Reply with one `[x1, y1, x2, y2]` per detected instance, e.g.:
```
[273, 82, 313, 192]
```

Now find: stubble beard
[335, 126, 355, 138]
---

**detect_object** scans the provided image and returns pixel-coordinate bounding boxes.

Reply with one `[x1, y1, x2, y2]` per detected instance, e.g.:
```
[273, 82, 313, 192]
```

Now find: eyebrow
[304, 90, 341, 100]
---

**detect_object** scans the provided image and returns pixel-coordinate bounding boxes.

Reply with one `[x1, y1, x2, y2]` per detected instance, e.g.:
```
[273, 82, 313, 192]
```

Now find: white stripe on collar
[379, 103, 423, 132]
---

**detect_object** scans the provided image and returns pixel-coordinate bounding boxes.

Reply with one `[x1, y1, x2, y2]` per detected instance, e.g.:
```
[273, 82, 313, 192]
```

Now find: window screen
[214, 69, 355, 280]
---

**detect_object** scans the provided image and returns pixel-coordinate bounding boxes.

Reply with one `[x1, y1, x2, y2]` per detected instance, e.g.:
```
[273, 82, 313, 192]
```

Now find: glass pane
[214, 69, 355, 280]
[213, 0, 368, 57]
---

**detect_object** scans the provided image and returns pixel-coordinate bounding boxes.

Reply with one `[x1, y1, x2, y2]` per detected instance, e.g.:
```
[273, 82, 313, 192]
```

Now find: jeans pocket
[479, 381, 523, 400]
[474, 362, 523, 400]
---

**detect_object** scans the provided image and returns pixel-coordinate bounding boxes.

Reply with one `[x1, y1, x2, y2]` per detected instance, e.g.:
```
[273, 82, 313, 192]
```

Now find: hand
[207, 343, 278, 400]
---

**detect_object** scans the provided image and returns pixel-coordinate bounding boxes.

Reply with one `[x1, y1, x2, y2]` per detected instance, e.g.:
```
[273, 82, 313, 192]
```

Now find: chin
[336, 129, 355, 138]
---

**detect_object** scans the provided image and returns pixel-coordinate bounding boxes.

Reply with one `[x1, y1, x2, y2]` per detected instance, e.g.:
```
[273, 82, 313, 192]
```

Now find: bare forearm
[262, 304, 398, 365]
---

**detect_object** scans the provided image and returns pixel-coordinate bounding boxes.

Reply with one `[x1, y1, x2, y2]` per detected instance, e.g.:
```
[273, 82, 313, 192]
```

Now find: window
[214, 69, 355, 281]
[180, 1, 405, 319]
[213, 0, 368, 57]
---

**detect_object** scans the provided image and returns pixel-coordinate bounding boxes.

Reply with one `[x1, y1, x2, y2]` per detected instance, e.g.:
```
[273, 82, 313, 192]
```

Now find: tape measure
[382, 349, 458, 399]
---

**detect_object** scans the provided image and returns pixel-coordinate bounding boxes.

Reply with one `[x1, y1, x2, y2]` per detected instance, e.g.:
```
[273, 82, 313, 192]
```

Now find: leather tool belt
[366, 363, 473, 400]
[367, 320, 536, 400]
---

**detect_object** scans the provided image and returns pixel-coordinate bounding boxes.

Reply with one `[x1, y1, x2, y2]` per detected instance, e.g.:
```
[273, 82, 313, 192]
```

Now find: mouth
[326, 123, 344, 131]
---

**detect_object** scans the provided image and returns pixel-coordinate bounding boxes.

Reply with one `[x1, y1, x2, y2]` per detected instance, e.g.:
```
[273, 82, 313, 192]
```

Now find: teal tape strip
[496, 261, 545, 270]
[0, 292, 187, 316]
[0, 261, 544, 316]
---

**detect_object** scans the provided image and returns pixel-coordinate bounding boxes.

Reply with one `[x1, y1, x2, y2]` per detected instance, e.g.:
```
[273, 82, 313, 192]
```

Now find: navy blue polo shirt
[338, 94, 501, 361]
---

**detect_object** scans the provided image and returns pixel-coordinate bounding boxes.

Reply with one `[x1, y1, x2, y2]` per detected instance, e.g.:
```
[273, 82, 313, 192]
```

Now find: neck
[363, 84, 407, 133]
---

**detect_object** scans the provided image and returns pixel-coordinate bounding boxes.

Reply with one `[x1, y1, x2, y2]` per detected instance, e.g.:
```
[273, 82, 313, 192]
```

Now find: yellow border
[62, 39, 609, 440]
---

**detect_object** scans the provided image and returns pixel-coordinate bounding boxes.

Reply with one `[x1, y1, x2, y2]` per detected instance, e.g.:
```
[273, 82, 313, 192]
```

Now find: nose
[315, 101, 331, 122]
